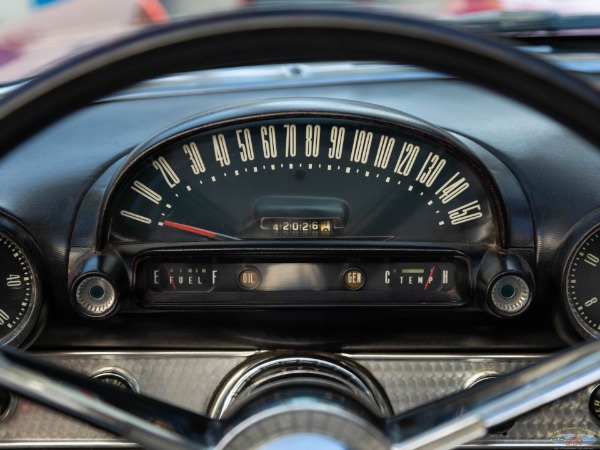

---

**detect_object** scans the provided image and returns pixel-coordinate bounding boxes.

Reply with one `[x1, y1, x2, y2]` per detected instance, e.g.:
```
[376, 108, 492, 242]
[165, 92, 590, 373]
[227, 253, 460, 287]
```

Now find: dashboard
[2, 10, 600, 448]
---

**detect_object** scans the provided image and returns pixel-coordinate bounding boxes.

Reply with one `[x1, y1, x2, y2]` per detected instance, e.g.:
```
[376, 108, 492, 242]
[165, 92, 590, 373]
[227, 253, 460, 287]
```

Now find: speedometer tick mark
[346, 167, 351, 174]
[385, 177, 390, 183]
[327, 165, 332, 171]
[365, 171, 370, 177]
[408, 185, 413, 191]
[271, 164, 275, 170]
[439, 221, 445, 226]
[235, 170, 239, 176]
[427, 200, 433, 205]
[166, 204, 172, 209]
[211, 176, 216, 182]
[253, 167, 258, 173]
[289, 164, 294, 169]
[309, 164, 313, 169]
[186, 185, 191, 191]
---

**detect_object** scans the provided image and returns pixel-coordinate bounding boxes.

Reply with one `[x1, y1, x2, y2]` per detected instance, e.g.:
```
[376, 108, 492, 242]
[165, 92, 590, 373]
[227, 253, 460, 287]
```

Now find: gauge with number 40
[0, 227, 42, 347]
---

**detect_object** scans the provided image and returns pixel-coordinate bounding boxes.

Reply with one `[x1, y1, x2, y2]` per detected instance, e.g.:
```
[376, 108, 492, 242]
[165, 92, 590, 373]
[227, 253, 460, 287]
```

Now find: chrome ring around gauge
[0, 220, 42, 348]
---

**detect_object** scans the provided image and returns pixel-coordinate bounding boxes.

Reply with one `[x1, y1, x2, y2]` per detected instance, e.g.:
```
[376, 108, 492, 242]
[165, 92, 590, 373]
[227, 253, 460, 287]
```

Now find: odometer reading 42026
[565, 229, 600, 338]
[0, 233, 39, 347]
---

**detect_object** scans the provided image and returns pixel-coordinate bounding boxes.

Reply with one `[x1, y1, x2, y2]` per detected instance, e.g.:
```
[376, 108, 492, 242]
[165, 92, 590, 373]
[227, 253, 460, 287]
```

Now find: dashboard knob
[489, 274, 531, 317]
[0, 388, 16, 424]
[70, 253, 128, 320]
[476, 251, 534, 318]
[74, 275, 118, 319]
[91, 368, 138, 393]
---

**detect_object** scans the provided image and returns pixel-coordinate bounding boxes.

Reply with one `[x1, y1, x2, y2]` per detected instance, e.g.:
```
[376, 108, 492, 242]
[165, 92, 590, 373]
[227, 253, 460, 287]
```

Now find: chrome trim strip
[343, 353, 548, 360]
[28, 350, 546, 359]
[0, 442, 139, 449]
[32, 350, 258, 358]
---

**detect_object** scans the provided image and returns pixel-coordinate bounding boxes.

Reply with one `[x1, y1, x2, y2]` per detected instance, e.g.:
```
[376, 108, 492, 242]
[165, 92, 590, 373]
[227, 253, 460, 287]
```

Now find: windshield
[0, 0, 600, 84]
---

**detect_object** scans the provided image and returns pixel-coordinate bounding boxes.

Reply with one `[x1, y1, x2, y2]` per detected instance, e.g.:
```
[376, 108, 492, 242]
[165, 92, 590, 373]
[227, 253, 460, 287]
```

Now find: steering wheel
[2, 7, 600, 450]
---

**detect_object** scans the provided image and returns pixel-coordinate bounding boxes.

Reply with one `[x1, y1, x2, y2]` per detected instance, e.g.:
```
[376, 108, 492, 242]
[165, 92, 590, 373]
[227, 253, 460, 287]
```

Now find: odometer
[106, 100, 500, 245]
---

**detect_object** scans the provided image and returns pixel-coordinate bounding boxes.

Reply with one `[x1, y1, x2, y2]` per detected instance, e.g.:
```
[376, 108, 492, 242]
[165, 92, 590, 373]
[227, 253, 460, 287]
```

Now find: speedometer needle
[162, 220, 240, 240]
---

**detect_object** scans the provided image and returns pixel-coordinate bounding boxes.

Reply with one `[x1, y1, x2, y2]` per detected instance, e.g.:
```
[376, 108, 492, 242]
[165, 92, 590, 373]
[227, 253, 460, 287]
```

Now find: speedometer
[105, 99, 500, 245]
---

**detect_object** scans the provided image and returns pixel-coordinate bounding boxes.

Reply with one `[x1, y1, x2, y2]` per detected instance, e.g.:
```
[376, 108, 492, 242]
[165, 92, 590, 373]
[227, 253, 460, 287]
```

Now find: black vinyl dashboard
[2, 10, 600, 447]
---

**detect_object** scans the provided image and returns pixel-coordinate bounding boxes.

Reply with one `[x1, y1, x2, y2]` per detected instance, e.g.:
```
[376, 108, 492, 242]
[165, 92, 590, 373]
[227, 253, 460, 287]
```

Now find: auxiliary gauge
[0, 222, 42, 347]
[563, 218, 600, 339]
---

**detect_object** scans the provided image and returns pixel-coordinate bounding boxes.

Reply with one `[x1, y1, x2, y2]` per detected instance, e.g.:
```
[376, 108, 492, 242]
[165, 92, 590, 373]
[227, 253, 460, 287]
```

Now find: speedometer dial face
[107, 102, 499, 244]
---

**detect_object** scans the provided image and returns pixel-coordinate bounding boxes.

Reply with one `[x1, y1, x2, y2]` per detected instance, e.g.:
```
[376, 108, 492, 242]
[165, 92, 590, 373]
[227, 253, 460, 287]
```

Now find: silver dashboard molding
[0, 442, 139, 448]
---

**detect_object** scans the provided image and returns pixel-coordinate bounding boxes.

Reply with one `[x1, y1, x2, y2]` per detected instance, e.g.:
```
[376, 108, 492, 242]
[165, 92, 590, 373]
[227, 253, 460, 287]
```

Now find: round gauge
[564, 227, 600, 338]
[0, 230, 41, 347]
[105, 100, 501, 245]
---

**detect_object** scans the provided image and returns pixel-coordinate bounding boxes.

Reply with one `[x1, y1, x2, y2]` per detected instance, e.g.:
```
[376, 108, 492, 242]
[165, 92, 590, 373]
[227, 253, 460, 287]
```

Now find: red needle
[164, 266, 176, 290]
[424, 266, 436, 290]
[163, 221, 216, 239]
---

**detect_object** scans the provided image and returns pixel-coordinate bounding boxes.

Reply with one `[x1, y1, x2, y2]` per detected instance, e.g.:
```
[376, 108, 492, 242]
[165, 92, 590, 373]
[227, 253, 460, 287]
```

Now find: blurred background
[0, 0, 598, 84]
